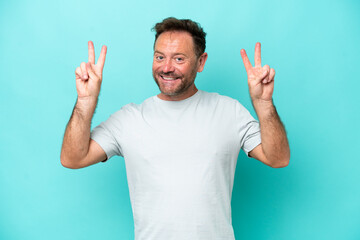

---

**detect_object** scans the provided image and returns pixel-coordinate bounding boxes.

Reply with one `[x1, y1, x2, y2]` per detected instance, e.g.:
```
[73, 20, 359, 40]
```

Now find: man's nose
[163, 59, 175, 73]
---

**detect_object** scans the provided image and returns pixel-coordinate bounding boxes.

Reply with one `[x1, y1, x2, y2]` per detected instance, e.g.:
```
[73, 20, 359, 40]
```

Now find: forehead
[154, 31, 195, 55]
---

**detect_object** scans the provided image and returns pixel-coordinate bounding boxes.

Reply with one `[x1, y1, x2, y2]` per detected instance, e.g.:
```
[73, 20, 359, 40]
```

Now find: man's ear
[197, 52, 208, 72]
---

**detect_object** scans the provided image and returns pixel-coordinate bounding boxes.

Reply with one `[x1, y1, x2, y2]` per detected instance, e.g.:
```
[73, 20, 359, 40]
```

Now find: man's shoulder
[111, 95, 156, 115]
[200, 90, 240, 105]
[200, 90, 252, 115]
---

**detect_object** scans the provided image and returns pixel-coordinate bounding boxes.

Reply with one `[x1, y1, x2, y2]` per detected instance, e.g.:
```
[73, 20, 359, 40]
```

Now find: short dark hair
[152, 17, 206, 57]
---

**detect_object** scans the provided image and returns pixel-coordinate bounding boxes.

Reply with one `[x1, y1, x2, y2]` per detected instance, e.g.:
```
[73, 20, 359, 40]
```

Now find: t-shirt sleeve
[235, 101, 262, 157]
[90, 111, 124, 161]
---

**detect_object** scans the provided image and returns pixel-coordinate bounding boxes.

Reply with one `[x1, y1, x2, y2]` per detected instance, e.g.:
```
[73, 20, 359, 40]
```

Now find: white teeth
[161, 75, 177, 80]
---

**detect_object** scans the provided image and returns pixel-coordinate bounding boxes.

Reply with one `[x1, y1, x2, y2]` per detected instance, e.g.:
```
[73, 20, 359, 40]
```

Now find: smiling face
[152, 31, 208, 101]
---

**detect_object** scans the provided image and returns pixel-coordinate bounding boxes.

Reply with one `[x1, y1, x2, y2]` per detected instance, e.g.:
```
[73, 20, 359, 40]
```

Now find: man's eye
[156, 56, 164, 60]
[175, 57, 183, 62]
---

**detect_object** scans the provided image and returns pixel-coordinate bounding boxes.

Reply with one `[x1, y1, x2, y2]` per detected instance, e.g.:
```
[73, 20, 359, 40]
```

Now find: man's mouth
[160, 75, 180, 81]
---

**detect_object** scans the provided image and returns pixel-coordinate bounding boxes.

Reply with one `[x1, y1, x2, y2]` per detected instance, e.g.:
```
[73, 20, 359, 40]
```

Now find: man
[61, 17, 290, 240]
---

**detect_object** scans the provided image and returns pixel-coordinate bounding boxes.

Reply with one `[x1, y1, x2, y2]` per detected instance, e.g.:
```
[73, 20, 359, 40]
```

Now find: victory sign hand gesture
[75, 41, 107, 100]
[241, 42, 275, 102]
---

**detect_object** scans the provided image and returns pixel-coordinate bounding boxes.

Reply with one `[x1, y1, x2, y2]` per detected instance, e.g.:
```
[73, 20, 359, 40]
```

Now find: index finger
[96, 45, 107, 70]
[88, 41, 95, 64]
[254, 42, 261, 67]
[240, 49, 253, 72]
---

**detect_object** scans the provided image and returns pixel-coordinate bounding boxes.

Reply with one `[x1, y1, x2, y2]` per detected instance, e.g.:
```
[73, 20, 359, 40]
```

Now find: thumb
[253, 68, 268, 84]
[262, 65, 270, 78]
[86, 62, 99, 80]
[261, 65, 270, 83]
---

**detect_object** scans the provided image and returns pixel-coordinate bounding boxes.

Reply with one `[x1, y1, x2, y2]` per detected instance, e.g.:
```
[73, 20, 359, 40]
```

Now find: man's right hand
[75, 41, 107, 100]
[60, 41, 108, 169]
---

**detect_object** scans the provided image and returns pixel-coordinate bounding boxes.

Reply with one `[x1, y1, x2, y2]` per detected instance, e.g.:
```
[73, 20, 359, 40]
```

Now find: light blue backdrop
[1, 0, 359, 239]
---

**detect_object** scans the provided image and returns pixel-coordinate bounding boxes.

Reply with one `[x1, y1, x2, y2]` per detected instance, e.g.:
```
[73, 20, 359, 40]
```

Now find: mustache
[160, 72, 181, 78]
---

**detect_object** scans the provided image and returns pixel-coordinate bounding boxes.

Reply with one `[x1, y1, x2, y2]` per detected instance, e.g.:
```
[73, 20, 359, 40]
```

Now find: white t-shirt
[91, 90, 261, 240]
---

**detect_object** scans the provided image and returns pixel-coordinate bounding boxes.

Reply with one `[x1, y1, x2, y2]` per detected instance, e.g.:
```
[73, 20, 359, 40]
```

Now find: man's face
[152, 31, 207, 101]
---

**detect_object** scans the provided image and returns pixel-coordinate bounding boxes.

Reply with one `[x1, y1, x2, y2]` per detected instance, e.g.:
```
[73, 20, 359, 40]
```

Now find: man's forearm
[252, 99, 290, 166]
[60, 97, 98, 167]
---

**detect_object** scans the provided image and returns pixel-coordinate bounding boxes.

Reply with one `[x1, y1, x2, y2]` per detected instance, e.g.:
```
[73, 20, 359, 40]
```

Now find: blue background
[1, 0, 359, 239]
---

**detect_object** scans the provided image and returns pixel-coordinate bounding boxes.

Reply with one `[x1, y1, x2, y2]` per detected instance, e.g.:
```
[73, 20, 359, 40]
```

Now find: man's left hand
[240, 42, 275, 102]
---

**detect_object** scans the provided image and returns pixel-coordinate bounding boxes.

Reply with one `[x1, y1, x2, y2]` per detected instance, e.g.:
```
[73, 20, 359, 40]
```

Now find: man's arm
[249, 99, 290, 168]
[61, 98, 107, 169]
[241, 42, 290, 168]
[60, 41, 108, 169]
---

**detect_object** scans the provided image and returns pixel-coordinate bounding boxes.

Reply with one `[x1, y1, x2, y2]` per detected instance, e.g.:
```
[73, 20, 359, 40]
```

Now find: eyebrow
[154, 50, 189, 58]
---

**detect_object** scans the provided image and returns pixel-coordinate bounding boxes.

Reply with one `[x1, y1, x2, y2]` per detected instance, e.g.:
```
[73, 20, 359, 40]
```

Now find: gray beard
[152, 70, 198, 97]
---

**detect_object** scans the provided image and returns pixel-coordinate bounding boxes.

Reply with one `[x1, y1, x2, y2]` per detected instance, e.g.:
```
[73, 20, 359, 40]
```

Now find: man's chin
[157, 82, 182, 96]
[159, 84, 194, 97]
[159, 88, 180, 96]
[154, 76, 194, 98]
